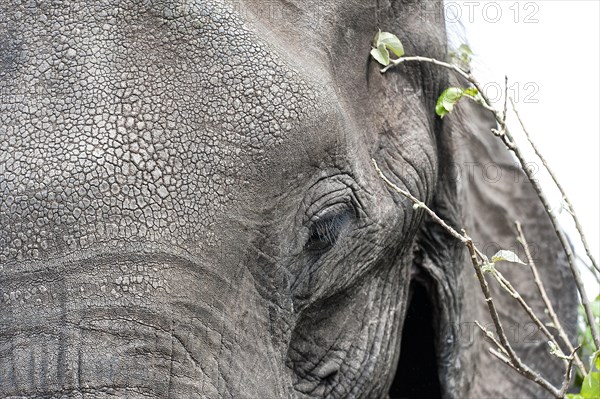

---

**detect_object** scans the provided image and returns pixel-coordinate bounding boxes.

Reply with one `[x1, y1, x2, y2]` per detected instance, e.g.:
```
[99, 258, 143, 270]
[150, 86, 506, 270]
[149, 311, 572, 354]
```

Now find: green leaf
[372, 29, 381, 47]
[592, 351, 600, 371]
[435, 103, 449, 118]
[435, 87, 465, 118]
[370, 44, 390, 66]
[371, 30, 404, 66]
[464, 87, 479, 98]
[491, 250, 526, 265]
[581, 371, 600, 398]
[481, 261, 496, 274]
[458, 44, 473, 56]
[566, 394, 585, 399]
[377, 32, 405, 57]
[458, 44, 473, 65]
[449, 44, 474, 67]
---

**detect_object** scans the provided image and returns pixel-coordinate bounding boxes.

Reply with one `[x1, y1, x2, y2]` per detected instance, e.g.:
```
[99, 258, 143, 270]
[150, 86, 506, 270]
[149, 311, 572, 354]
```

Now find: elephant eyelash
[305, 208, 353, 254]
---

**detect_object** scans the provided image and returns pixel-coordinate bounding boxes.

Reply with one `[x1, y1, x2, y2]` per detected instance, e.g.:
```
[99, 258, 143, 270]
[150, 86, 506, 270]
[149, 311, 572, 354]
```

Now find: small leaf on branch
[458, 44, 473, 55]
[481, 262, 496, 274]
[449, 44, 473, 67]
[464, 87, 479, 98]
[458, 43, 473, 64]
[370, 45, 390, 66]
[580, 371, 600, 398]
[591, 350, 600, 371]
[547, 341, 567, 359]
[569, 352, 600, 398]
[377, 31, 405, 57]
[491, 250, 526, 265]
[435, 86, 481, 117]
[372, 30, 381, 47]
[370, 30, 404, 66]
[435, 87, 465, 118]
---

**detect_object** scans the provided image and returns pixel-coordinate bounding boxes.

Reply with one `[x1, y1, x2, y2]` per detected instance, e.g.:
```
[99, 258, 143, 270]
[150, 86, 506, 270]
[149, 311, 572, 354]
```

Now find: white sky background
[445, 0, 599, 298]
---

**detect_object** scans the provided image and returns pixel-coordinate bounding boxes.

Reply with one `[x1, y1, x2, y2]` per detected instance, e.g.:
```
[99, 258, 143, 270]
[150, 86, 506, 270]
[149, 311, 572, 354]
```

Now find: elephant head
[0, 0, 577, 397]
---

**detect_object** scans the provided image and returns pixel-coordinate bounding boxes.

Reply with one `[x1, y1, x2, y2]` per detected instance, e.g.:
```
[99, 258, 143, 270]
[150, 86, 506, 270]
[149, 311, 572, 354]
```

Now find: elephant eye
[305, 207, 353, 254]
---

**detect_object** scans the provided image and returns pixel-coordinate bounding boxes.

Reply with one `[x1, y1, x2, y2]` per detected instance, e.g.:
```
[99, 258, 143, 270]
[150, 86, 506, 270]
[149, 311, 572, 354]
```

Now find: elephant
[0, 0, 578, 397]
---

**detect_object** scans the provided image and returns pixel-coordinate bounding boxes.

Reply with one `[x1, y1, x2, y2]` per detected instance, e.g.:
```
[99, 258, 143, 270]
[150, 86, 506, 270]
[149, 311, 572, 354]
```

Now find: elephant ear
[428, 88, 579, 396]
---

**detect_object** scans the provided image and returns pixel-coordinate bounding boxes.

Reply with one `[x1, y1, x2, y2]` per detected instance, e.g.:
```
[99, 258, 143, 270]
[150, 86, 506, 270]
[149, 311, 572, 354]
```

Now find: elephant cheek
[0, 254, 291, 398]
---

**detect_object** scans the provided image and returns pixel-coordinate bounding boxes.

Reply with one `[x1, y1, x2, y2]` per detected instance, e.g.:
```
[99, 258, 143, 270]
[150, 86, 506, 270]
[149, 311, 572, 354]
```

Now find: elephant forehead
[0, 0, 332, 264]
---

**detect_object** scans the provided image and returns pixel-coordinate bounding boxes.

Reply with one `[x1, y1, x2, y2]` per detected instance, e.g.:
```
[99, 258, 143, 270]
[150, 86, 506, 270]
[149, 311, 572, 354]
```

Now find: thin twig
[559, 346, 581, 398]
[489, 347, 516, 370]
[511, 98, 600, 276]
[516, 221, 587, 376]
[372, 159, 467, 244]
[381, 56, 471, 81]
[475, 321, 508, 356]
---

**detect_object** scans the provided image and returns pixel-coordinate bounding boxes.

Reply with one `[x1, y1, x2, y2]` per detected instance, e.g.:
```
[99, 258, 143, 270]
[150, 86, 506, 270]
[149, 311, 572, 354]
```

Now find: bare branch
[380, 56, 471, 81]
[559, 346, 581, 398]
[502, 76, 509, 127]
[475, 321, 508, 356]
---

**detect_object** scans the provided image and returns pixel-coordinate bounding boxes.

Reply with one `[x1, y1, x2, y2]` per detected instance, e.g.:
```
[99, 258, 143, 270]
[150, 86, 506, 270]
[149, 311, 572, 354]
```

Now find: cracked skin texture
[0, 0, 577, 398]
[1, 1, 417, 397]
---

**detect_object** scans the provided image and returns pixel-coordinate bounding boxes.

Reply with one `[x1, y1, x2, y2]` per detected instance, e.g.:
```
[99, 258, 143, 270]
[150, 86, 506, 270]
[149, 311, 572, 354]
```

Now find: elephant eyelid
[305, 207, 354, 253]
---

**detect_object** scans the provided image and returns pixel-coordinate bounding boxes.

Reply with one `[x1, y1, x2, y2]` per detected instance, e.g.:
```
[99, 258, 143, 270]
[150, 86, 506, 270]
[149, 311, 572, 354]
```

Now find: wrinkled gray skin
[0, 0, 577, 398]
